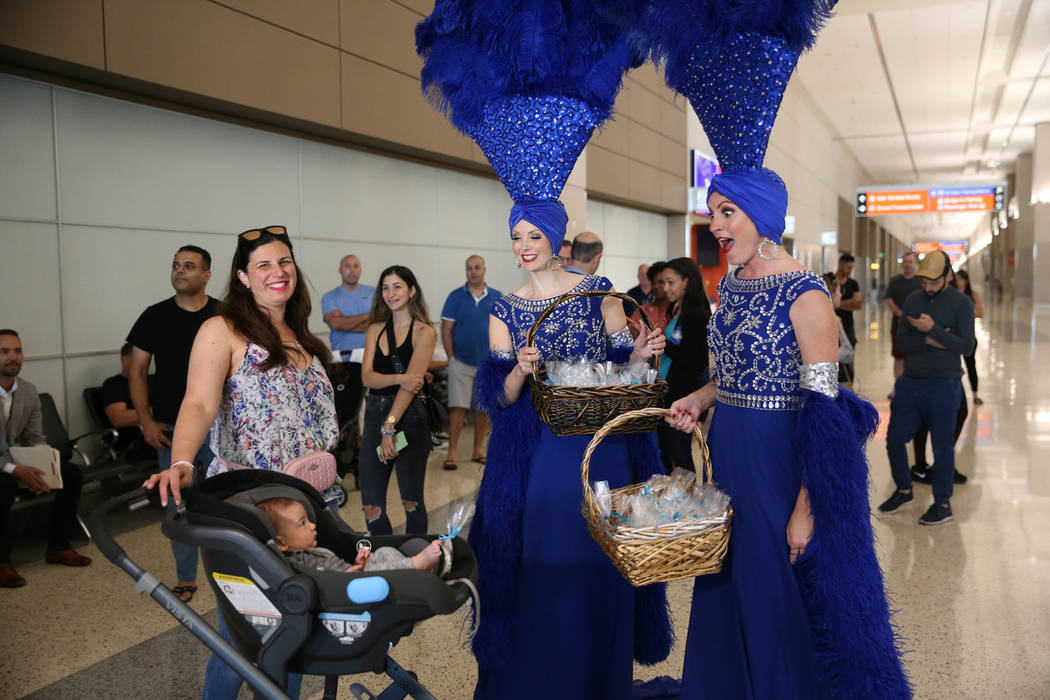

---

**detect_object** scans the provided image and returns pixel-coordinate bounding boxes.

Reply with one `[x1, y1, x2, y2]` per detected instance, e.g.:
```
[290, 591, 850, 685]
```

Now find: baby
[257, 497, 445, 574]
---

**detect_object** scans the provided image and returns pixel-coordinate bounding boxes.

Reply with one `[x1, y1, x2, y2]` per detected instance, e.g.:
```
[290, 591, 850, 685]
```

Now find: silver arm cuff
[492, 349, 515, 361]
[800, 362, 839, 398]
[608, 326, 633, 349]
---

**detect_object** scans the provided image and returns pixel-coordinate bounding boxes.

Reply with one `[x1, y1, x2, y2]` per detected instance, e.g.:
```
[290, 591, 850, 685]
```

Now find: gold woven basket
[526, 290, 667, 437]
[581, 407, 732, 587]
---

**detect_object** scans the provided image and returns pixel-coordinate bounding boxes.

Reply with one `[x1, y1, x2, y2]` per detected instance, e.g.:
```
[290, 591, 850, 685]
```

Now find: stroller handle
[86, 487, 154, 570]
[87, 486, 292, 700]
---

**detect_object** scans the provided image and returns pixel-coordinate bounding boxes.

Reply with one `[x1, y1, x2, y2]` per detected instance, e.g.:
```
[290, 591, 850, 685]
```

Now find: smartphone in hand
[377, 431, 408, 458]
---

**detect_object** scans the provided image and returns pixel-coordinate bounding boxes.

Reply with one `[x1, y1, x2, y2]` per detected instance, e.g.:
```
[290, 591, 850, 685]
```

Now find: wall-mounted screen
[690, 150, 721, 216]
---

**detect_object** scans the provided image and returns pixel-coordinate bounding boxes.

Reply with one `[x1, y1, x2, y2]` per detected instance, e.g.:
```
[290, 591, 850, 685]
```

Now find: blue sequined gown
[474, 275, 640, 700]
[681, 269, 833, 700]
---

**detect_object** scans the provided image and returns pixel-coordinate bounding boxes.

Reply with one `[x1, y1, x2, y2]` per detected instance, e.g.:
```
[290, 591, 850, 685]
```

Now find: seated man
[99, 342, 153, 456]
[1, 329, 91, 588]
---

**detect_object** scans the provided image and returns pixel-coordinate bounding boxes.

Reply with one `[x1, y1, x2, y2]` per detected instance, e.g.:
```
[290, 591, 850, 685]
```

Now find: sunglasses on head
[239, 225, 289, 240]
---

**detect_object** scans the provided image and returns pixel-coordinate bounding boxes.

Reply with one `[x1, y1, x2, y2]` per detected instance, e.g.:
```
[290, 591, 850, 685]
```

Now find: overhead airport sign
[855, 183, 1005, 216]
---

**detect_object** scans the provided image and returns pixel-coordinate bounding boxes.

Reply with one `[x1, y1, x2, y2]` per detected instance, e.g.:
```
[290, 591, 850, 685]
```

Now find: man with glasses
[127, 245, 218, 601]
[878, 250, 975, 526]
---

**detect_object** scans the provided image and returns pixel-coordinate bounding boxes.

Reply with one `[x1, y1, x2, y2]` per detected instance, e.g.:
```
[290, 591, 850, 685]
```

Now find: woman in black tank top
[359, 266, 437, 535]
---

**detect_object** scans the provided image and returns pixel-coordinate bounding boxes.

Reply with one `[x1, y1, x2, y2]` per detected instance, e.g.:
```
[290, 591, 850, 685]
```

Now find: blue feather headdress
[642, 0, 835, 241]
[416, 1, 644, 207]
[646, 0, 836, 172]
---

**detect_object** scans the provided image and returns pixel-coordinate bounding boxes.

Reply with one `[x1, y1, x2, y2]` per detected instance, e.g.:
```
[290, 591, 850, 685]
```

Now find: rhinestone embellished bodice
[709, 269, 830, 410]
[491, 275, 631, 362]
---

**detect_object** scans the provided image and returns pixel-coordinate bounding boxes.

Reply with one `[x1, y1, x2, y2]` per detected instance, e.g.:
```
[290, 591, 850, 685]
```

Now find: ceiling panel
[1010, 2, 1050, 78]
[844, 133, 916, 180]
[875, 2, 985, 133]
[796, 12, 899, 138]
[909, 131, 970, 173]
[907, 210, 988, 241]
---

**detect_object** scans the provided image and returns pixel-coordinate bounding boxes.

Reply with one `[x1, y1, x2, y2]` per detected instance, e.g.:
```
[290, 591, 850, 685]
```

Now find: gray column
[1032, 123, 1050, 304]
[1015, 153, 1034, 299]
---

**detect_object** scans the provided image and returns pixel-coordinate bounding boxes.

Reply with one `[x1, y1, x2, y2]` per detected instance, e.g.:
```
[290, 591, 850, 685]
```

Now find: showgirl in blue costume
[649, 1, 911, 697]
[416, 3, 674, 698]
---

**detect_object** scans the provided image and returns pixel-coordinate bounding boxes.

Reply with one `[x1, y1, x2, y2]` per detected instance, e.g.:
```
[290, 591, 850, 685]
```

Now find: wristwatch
[381, 415, 397, 438]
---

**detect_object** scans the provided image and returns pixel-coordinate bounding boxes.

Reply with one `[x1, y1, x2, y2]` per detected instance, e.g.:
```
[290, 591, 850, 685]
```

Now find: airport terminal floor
[3, 299, 1049, 699]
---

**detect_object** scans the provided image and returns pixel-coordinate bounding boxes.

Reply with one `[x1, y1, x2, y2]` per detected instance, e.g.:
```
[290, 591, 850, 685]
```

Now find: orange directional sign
[861, 190, 928, 215]
[856, 185, 1004, 216]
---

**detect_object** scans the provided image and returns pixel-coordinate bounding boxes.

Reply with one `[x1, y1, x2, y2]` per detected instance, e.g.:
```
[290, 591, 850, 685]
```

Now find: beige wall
[0, 0, 686, 214]
[588, 63, 689, 213]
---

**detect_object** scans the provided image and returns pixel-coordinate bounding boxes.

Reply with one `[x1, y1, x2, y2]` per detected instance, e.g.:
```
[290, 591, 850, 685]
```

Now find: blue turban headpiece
[644, 1, 837, 244]
[416, 2, 644, 236]
[708, 168, 789, 244]
[508, 199, 570, 254]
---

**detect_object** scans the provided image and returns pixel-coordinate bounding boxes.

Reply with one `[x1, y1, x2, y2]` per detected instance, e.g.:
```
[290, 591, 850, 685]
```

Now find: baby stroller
[88, 470, 479, 699]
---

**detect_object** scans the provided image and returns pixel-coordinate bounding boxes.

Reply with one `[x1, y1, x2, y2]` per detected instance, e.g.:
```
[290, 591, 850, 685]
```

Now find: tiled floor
[3, 299, 1049, 699]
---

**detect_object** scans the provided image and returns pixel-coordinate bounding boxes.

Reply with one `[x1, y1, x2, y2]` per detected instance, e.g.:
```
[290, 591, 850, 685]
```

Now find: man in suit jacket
[1, 329, 91, 588]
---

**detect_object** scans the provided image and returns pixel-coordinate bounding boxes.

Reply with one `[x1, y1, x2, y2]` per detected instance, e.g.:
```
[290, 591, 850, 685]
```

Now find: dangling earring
[757, 238, 779, 261]
[544, 255, 560, 271]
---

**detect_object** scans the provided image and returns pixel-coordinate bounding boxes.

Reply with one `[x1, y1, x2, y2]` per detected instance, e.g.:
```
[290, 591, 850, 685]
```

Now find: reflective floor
[3, 300, 1049, 699]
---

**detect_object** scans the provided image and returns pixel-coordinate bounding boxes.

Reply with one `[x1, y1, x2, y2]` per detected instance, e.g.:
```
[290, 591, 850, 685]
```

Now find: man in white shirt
[1, 329, 91, 588]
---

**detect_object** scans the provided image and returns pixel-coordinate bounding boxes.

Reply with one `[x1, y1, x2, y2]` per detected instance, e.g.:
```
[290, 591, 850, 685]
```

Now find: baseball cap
[915, 250, 950, 280]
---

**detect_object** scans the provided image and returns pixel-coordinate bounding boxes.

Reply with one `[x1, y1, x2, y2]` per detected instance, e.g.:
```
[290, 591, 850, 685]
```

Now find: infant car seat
[168, 470, 478, 698]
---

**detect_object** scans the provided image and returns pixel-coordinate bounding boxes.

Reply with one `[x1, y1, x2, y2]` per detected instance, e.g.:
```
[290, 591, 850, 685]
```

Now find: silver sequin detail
[684, 32, 799, 170]
[608, 326, 633, 349]
[467, 95, 602, 202]
[708, 269, 831, 412]
[799, 362, 839, 398]
[493, 275, 618, 361]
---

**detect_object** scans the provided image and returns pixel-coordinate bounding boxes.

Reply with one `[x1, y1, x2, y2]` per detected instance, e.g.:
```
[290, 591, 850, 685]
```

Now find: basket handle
[579, 407, 712, 508]
[523, 289, 662, 383]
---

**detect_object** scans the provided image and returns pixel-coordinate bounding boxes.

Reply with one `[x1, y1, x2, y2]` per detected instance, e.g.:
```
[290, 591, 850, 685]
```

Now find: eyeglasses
[239, 225, 288, 240]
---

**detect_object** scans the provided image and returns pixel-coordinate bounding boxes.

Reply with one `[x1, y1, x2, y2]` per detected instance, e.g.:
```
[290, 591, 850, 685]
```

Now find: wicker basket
[526, 290, 667, 437]
[581, 407, 732, 587]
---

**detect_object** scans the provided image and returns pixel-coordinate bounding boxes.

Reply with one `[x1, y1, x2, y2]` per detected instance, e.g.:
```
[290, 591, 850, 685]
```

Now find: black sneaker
[878, 490, 914, 513]
[953, 470, 968, 484]
[919, 503, 953, 526]
[910, 466, 932, 484]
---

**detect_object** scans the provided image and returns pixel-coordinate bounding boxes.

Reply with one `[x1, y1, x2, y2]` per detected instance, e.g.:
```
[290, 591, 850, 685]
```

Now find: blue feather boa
[470, 354, 673, 670]
[795, 388, 912, 699]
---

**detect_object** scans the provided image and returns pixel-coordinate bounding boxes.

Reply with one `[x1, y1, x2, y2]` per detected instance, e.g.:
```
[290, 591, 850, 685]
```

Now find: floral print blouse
[207, 343, 339, 496]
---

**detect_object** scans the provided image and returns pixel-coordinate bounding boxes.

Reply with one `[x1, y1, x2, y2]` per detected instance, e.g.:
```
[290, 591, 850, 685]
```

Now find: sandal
[443, 461, 458, 471]
[173, 584, 197, 603]
[471, 456, 486, 465]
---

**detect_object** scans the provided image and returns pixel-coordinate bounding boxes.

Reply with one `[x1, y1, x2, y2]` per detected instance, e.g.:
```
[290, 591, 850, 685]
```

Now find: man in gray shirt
[878, 250, 975, 525]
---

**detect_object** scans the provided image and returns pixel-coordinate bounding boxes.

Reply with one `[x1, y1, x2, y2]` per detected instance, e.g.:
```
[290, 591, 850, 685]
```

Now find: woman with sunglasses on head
[357, 266, 437, 536]
[145, 225, 339, 700]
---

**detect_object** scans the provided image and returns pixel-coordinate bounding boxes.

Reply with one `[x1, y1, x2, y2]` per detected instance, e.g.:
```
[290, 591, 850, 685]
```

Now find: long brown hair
[367, 265, 431, 326]
[220, 227, 330, 372]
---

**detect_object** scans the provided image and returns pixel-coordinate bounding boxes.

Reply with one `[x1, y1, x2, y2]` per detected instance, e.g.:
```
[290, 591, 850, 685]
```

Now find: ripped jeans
[358, 393, 431, 535]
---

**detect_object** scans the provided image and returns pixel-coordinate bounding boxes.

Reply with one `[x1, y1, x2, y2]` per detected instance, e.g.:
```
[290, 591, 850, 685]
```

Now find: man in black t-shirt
[834, 253, 862, 383]
[98, 342, 153, 455]
[126, 244, 218, 601]
[884, 251, 922, 382]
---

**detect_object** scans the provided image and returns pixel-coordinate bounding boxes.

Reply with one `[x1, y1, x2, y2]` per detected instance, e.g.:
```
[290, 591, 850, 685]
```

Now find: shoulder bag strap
[384, 319, 410, 374]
